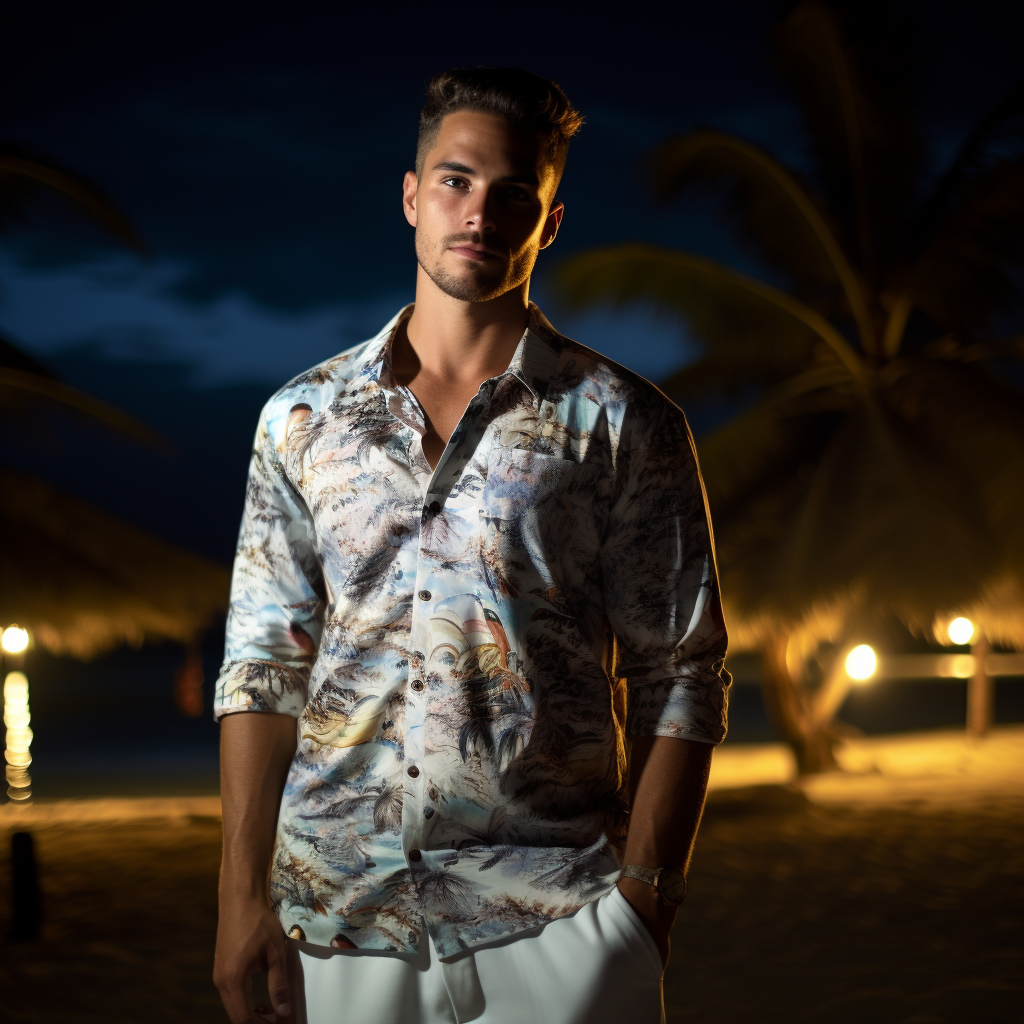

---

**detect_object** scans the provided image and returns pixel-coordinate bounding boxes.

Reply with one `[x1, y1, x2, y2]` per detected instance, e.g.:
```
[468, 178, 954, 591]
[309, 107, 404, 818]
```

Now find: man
[213, 67, 730, 1024]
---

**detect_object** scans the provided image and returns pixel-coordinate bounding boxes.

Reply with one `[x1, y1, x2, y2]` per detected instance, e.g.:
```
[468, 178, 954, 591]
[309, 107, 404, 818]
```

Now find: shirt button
[409, 849, 422, 863]
[428, 500, 441, 515]
[407, 765, 420, 778]
[411, 679, 424, 692]
[418, 590, 431, 601]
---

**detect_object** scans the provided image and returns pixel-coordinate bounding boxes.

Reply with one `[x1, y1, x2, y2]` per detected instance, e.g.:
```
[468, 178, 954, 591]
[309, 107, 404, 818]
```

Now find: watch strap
[620, 864, 661, 888]
[619, 863, 687, 905]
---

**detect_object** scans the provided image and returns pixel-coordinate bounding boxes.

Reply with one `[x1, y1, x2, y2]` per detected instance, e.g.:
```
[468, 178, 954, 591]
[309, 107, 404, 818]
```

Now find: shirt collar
[507, 302, 564, 402]
[350, 304, 413, 391]
[350, 301, 563, 402]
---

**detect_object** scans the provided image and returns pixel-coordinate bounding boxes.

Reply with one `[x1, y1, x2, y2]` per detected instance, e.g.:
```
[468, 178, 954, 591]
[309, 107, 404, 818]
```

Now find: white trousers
[286, 887, 666, 1024]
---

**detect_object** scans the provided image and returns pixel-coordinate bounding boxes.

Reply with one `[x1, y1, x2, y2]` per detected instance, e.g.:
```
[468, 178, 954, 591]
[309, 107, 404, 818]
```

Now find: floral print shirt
[214, 303, 730, 955]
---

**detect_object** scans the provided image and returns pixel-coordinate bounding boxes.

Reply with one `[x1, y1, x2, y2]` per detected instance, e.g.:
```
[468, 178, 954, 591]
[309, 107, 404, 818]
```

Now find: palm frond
[951, 334, 1024, 364]
[0, 149, 147, 253]
[554, 243, 865, 382]
[650, 132, 874, 351]
[0, 366, 169, 450]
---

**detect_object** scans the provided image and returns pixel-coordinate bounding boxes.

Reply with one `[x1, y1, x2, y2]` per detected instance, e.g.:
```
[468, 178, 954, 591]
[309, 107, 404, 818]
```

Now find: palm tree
[0, 142, 229, 657]
[555, 1, 1024, 771]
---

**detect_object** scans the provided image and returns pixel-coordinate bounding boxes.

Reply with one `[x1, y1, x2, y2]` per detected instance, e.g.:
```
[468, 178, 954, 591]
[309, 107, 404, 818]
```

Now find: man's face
[403, 111, 563, 303]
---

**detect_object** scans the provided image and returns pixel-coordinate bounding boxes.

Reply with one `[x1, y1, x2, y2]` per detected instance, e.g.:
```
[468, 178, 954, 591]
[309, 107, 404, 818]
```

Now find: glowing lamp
[1, 626, 29, 655]
[845, 644, 877, 682]
[947, 617, 975, 646]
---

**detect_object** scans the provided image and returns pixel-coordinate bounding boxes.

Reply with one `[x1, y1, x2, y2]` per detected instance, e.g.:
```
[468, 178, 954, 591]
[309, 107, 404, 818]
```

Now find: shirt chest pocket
[480, 449, 605, 595]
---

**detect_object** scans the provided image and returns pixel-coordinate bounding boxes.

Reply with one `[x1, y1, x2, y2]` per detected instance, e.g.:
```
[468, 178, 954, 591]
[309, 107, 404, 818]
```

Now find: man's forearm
[623, 734, 714, 874]
[616, 734, 715, 965]
[219, 711, 298, 898]
[215, 712, 298, 1022]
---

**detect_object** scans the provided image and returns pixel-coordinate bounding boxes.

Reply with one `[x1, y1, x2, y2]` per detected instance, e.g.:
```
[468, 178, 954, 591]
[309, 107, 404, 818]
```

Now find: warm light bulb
[845, 644, 877, 681]
[1, 626, 29, 654]
[947, 617, 975, 646]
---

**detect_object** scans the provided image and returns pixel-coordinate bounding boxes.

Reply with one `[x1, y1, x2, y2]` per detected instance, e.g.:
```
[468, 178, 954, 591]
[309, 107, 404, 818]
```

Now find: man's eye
[442, 177, 468, 188]
[505, 187, 531, 201]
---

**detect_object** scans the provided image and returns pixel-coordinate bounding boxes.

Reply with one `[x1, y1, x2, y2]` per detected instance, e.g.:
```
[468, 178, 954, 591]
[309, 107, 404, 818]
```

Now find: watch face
[657, 867, 687, 904]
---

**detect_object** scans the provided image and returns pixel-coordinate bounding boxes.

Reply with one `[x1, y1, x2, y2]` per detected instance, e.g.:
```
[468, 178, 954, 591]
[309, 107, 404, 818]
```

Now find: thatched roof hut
[0, 465, 230, 659]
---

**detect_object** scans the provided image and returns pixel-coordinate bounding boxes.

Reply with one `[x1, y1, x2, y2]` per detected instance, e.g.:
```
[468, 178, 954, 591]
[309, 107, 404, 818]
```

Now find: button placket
[404, 372, 498, 876]
[402, 472, 432, 868]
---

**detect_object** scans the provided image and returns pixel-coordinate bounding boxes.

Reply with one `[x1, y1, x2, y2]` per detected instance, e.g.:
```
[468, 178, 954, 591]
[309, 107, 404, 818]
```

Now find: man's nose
[464, 186, 497, 235]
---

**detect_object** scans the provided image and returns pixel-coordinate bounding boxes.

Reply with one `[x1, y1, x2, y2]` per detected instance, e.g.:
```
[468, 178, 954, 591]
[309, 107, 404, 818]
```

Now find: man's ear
[539, 201, 564, 250]
[402, 170, 419, 228]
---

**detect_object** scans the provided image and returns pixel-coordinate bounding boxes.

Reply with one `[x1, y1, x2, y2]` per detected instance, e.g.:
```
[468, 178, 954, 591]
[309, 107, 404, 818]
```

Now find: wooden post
[967, 635, 992, 738]
[10, 831, 41, 940]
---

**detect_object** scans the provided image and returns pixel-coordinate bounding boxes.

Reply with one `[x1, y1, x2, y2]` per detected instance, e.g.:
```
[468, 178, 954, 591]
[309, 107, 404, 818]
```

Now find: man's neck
[401, 266, 531, 386]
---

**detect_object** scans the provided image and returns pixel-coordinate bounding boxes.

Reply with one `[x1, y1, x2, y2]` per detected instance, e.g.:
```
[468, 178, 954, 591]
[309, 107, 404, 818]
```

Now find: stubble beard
[415, 229, 534, 303]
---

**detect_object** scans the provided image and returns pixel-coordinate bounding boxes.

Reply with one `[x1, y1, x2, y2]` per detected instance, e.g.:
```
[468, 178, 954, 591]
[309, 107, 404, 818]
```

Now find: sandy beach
[3, 727, 1022, 1023]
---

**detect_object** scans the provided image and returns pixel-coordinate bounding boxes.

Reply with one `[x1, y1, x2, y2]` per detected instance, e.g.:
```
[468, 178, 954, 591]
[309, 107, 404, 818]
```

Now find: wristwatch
[619, 864, 687, 905]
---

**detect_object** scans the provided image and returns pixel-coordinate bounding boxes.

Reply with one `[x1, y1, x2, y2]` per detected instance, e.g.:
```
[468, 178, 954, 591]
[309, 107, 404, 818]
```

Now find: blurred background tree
[0, 143, 228, 659]
[555, 0, 1024, 771]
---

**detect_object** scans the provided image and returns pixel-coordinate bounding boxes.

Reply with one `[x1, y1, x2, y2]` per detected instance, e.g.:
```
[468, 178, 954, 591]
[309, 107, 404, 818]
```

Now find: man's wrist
[616, 875, 677, 924]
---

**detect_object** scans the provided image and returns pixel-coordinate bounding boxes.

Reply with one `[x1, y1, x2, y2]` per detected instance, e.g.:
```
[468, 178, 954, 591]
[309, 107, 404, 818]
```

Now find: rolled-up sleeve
[213, 400, 325, 720]
[601, 396, 730, 744]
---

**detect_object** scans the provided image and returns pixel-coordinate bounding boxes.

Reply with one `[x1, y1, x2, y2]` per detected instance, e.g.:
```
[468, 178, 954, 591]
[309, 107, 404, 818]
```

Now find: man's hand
[214, 892, 292, 1022]
[615, 875, 677, 970]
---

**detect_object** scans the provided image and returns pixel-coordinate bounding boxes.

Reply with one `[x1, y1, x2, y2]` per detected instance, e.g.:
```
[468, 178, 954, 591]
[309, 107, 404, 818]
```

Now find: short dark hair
[416, 67, 583, 185]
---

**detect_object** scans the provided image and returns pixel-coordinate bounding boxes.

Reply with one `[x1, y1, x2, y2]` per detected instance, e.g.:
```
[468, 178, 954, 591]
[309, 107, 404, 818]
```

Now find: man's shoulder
[542, 328, 698, 477]
[257, 336, 375, 437]
[542, 324, 686, 430]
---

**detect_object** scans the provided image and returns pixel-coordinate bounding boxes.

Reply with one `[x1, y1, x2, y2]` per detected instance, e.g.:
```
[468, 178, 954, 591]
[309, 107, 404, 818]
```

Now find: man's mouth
[448, 244, 503, 262]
